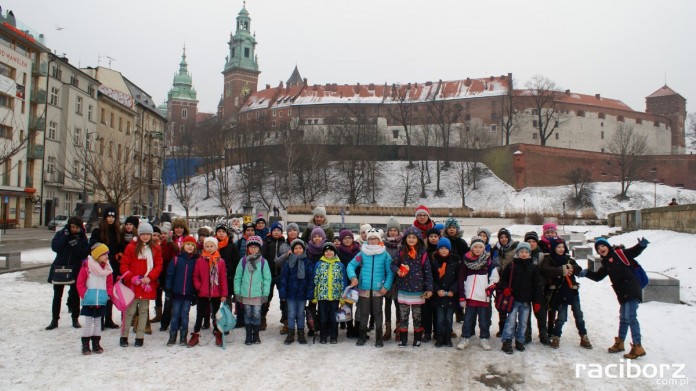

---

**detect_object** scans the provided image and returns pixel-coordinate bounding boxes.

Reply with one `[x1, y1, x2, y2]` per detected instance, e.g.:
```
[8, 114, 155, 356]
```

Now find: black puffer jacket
[48, 226, 90, 283]
[430, 253, 461, 308]
[499, 257, 543, 304]
[585, 244, 645, 304]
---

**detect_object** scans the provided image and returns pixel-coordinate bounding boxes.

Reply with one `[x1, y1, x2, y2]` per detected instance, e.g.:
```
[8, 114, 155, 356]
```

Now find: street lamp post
[651, 167, 658, 207]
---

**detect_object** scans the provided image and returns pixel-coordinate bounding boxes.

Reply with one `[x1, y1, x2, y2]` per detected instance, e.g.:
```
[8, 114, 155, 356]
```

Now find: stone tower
[167, 47, 199, 145]
[645, 85, 687, 154]
[221, 2, 260, 121]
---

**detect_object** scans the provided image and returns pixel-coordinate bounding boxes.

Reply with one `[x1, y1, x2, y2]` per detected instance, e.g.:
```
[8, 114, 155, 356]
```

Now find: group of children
[67, 204, 649, 359]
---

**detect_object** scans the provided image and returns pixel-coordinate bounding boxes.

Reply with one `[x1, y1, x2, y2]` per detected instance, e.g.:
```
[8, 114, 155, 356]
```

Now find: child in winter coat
[422, 226, 441, 342]
[457, 236, 499, 351]
[499, 243, 544, 354]
[165, 236, 198, 347]
[539, 237, 592, 350]
[383, 217, 402, 342]
[236, 222, 256, 259]
[300, 205, 334, 243]
[189, 237, 229, 348]
[278, 239, 314, 345]
[413, 205, 434, 239]
[234, 235, 272, 345]
[390, 226, 433, 348]
[430, 238, 460, 348]
[313, 242, 348, 344]
[119, 223, 163, 347]
[262, 221, 286, 333]
[524, 231, 550, 345]
[347, 229, 395, 348]
[580, 237, 649, 359]
[77, 243, 114, 355]
[306, 227, 327, 264]
[336, 228, 361, 338]
[493, 228, 519, 337]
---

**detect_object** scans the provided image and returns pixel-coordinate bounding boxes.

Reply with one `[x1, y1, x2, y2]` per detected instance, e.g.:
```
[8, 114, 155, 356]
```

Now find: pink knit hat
[542, 222, 558, 234]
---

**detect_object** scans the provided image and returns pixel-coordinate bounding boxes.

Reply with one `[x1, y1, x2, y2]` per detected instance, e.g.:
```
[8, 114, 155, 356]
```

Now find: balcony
[43, 171, 64, 186]
[31, 61, 48, 76]
[30, 89, 47, 104]
[27, 142, 43, 160]
[29, 117, 45, 131]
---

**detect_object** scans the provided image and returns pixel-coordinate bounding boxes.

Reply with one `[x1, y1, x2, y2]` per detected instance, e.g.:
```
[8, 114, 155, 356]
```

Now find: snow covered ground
[165, 162, 696, 219]
[1, 228, 694, 390]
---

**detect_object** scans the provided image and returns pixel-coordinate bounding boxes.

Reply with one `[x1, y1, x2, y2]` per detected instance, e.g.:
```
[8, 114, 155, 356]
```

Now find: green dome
[168, 48, 198, 102]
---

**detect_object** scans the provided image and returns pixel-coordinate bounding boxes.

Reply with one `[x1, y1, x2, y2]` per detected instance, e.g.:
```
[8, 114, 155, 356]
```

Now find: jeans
[552, 293, 587, 337]
[501, 301, 530, 342]
[122, 299, 149, 338]
[358, 295, 384, 331]
[244, 304, 262, 326]
[51, 283, 80, 321]
[619, 299, 641, 345]
[286, 299, 306, 330]
[170, 298, 192, 333]
[462, 305, 492, 339]
[318, 300, 339, 338]
[435, 306, 454, 339]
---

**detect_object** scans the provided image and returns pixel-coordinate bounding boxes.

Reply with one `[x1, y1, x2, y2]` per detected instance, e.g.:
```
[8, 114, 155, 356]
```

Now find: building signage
[0, 47, 27, 68]
[3, 22, 36, 43]
[98, 85, 134, 109]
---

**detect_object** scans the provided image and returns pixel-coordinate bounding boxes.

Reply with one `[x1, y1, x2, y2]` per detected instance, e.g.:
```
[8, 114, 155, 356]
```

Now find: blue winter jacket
[278, 253, 315, 301]
[347, 246, 395, 295]
[166, 251, 198, 298]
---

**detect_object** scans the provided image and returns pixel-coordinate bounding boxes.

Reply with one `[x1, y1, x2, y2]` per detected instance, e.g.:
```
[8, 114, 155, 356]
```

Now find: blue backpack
[615, 249, 649, 289]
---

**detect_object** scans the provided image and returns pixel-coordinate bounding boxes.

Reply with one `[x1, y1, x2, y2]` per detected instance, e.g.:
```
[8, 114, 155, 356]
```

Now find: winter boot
[456, 337, 470, 350]
[525, 330, 532, 344]
[394, 328, 401, 341]
[422, 332, 431, 343]
[187, 332, 200, 348]
[260, 316, 267, 331]
[297, 329, 307, 344]
[413, 330, 423, 348]
[515, 340, 526, 352]
[214, 330, 223, 347]
[244, 326, 253, 345]
[167, 331, 177, 346]
[119, 337, 128, 347]
[280, 321, 289, 335]
[145, 318, 152, 335]
[434, 335, 445, 348]
[539, 331, 550, 345]
[480, 338, 492, 351]
[375, 327, 384, 348]
[501, 340, 514, 354]
[284, 329, 295, 345]
[550, 336, 560, 349]
[383, 322, 392, 341]
[81, 337, 92, 355]
[45, 319, 59, 330]
[398, 329, 408, 348]
[179, 331, 188, 346]
[356, 328, 368, 346]
[91, 336, 104, 354]
[623, 343, 646, 359]
[445, 334, 454, 348]
[580, 334, 593, 349]
[330, 336, 338, 344]
[608, 337, 625, 353]
[103, 319, 119, 329]
[134, 338, 144, 347]
[152, 306, 163, 323]
[72, 318, 81, 329]
[253, 325, 261, 344]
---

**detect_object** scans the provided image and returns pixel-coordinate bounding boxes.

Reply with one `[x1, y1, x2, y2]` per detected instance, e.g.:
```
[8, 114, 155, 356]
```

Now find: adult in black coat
[46, 217, 90, 330]
[89, 206, 123, 328]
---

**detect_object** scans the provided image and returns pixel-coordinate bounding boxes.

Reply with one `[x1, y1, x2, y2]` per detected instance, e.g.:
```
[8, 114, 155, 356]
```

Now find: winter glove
[142, 283, 153, 293]
[533, 303, 541, 313]
[578, 269, 588, 278]
[131, 276, 142, 286]
[485, 284, 497, 297]
[503, 288, 512, 297]
[459, 300, 467, 309]
[638, 237, 650, 247]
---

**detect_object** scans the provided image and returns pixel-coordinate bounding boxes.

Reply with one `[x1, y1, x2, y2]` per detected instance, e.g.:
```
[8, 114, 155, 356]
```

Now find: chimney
[464, 77, 471, 87]
[595, 93, 601, 99]
[266, 84, 270, 90]
[490, 76, 495, 81]
[303, 78, 308, 86]
[368, 83, 375, 90]
[565, 89, 570, 95]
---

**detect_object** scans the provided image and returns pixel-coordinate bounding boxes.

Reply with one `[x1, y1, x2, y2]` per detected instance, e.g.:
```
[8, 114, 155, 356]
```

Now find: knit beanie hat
[548, 237, 566, 252]
[594, 237, 612, 252]
[470, 236, 485, 247]
[477, 228, 491, 240]
[339, 229, 354, 242]
[246, 235, 263, 248]
[91, 243, 109, 260]
[524, 231, 539, 243]
[322, 242, 337, 254]
[366, 228, 381, 241]
[290, 239, 306, 251]
[542, 222, 558, 234]
[386, 216, 400, 232]
[426, 227, 441, 238]
[183, 236, 197, 246]
[256, 217, 267, 225]
[243, 222, 255, 232]
[444, 217, 460, 230]
[125, 215, 140, 228]
[515, 242, 532, 255]
[204, 236, 219, 249]
[138, 223, 153, 235]
[153, 225, 162, 234]
[415, 205, 430, 218]
[215, 223, 230, 234]
[402, 226, 423, 241]
[310, 227, 327, 241]
[436, 237, 451, 251]
[287, 223, 300, 233]
[360, 223, 372, 234]
[270, 221, 283, 233]
[103, 206, 117, 219]
[313, 205, 327, 218]
[498, 228, 511, 240]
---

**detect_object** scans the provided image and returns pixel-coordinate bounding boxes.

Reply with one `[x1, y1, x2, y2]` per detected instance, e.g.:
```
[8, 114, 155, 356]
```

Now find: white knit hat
[360, 223, 372, 234]
[203, 236, 219, 249]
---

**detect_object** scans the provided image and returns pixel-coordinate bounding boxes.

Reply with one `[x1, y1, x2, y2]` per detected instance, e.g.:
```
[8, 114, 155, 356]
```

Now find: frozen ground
[1, 228, 694, 390]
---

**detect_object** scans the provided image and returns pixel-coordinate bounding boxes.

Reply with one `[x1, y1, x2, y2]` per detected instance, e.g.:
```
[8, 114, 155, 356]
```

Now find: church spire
[168, 46, 197, 101]
[224, 3, 259, 73]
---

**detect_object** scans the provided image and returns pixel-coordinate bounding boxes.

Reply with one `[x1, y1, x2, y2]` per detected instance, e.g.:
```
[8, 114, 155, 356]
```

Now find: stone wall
[608, 204, 696, 234]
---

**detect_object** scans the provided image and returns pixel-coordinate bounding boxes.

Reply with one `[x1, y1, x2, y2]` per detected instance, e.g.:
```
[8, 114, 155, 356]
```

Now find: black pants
[526, 300, 548, 339]
[161, 298, 172, 329]
[194, 297, 221, 333]
[262, 277, 287, 322]
[318, 300, 339, 339]
[421, 297, 436, 336]
[358, 295, 383, 331]
[52, 283, 79, 321]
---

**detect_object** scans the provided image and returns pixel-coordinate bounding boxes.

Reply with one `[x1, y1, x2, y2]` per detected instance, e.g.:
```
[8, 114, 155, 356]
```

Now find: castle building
[166, 47, 198, 149]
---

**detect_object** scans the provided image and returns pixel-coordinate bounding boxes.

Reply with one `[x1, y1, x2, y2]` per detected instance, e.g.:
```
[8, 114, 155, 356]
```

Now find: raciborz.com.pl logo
[575, 359, 688, 386]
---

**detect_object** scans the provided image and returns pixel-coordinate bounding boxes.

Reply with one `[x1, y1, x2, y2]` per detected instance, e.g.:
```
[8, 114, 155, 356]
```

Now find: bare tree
[687, 112, 696, 152]
[501, 76, 519, 145]
[608, 124, 651, 199]
[526, 75, 562, 146]
[394, 163, 419, 206]
[565, 167, 593, 206]
[388, 84, 415, 167]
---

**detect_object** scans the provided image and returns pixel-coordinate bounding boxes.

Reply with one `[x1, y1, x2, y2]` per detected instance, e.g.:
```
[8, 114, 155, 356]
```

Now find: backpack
[615, 249, 649, 289]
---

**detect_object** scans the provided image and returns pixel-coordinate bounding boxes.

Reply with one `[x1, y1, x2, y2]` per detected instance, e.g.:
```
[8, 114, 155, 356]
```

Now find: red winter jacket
[193, 255, 228, 298]
[120, 240, 163, 300]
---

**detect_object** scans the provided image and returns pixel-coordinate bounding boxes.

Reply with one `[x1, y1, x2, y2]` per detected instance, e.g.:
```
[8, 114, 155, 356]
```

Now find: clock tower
[222, 2, 260, 121]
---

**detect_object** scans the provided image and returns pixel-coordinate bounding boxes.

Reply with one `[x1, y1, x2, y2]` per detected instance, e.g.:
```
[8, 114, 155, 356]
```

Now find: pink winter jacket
[193, 256, 228, 298]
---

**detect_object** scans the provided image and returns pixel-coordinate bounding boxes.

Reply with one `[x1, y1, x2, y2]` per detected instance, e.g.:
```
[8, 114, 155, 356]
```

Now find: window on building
[601, 148, 605, 153]
[0, 34, 10, 49]
[0, 62, 15, 78]
[2, 158, 11, 185]
[73, 160, 80, 180]
[87, 84, 95, 97]
[618, 116, 625, 122]
[288, 109, 291, 116]
[532, 133, 537, 140]
[179, 124, 185, 133]
[101, 108, 106, 124]
[126, 121, 131, 134]
[86, 133, 92, 151]
[555, 133, 559, 140]
[490, 124, 497, 132]
[601, 122, 604, 127]
[47, 156, 56, 174]
[118, 117, 123, 132]
[181, 108, 187, 119]
[577, 110, 585, 117]
[0, 124, 12, 139]
[244, 47, 250, 58]
[51, 65, 62, 80]
[533, 120, 538, 128]
[110, 113, 114, 128]
[117, 144, 122, 161]
[87, 105, 93, 121]
[272, 110, 276, 117]
[555, 120, 559, 127]
[74, 128, 82, 146]
[532, 109, 538, 115]
[48, 121, 57, 140]
[0, 93, 13, 109]
[76, 96, 83, 115]
[108, 141, 113, 157]
[601, 131, 604, 139]
[392, 129, 399, 139]
[50, 87, 59, 106]
[99, 139, 104, 154]
[466, 126, 470, 132]
[465, 113, 471, 121]
[271, 120, 276, 128]
[636, 118, 642, 125]
[70, 75, 79, 88]
[491, 112, 497, 121]
[598, 112, 605, 119]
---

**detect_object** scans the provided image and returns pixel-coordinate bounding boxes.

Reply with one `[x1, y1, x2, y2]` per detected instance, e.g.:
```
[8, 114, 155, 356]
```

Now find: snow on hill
[166, 162, 696, 218]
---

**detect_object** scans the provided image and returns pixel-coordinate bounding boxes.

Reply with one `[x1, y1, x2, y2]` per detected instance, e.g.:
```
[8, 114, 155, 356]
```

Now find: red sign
[3, 22, 35, 43]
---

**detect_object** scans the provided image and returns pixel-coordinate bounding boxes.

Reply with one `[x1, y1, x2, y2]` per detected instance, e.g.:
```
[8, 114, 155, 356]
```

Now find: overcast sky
[6, 0, 695, 114]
